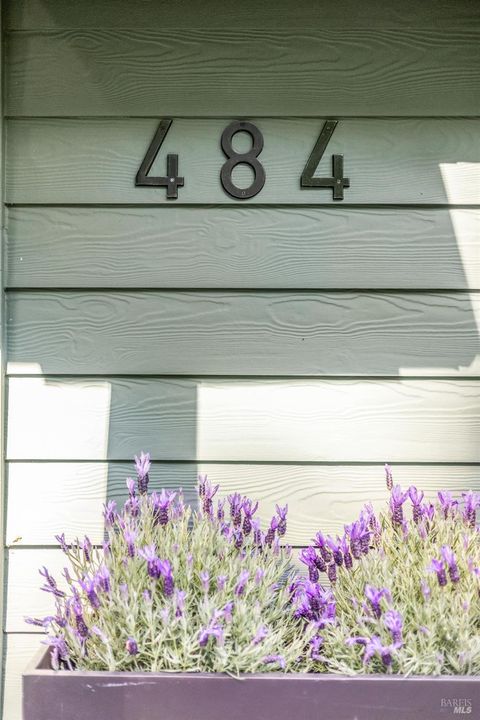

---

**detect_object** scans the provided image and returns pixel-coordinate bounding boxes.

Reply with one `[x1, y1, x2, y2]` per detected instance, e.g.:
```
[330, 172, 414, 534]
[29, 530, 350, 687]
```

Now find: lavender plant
[27, 453, 315, 673]
[294, 466, 480, 675]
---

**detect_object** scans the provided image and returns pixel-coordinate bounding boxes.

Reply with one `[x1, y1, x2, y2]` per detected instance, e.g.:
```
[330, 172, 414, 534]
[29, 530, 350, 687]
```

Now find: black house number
[135, 119, 349, 200]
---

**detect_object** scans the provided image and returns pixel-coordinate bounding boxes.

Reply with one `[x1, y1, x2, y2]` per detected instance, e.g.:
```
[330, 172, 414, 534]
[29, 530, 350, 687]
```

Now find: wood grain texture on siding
[6, 291, 480, 376]
[3, 634, 43, 720]
[6, 29, 480, 117]
[7, 377, 480, 462]
[6, 119, 480, 205]
[6, 0, 479, 31]
[6, 462, 480, 548]
[6, 207, 480, 290]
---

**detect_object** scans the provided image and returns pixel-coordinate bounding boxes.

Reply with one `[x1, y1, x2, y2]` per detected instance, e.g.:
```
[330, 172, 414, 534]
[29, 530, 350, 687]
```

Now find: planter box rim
[25, 647, 480, 683]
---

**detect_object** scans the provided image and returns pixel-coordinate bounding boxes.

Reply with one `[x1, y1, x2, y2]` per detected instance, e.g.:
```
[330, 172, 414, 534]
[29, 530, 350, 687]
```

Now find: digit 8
[220, 121, 266, 200]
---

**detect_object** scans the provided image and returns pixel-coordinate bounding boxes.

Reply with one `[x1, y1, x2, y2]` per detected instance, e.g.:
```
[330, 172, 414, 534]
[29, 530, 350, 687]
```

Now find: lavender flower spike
[389, 485, 408, 527]
[134, 451, 151, 494]
[126, 637, 139, 655]
[385, 463, 393, 491]
[462, 490, 480, 528]
[242, 498, 259, 535]
[365, 585, 389, 618]
[441, 545, 460, 583]
[384, 609, 403, 644]
[234, 570, 250, 596]
[428, 558, 448, 587]
[198, 476, 219, 517]
[437, 490, 458, 519]
[262, 654, 286, 669]
[275, 504, 288, 537]
[408, 486, 425, 524]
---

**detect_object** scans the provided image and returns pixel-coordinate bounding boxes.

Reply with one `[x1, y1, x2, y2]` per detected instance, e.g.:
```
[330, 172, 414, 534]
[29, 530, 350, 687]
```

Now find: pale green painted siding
[2, 1, 480, 717]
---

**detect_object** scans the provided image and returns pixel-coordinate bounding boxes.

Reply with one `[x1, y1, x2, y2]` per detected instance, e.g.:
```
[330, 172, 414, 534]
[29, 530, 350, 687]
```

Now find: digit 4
[301, 120, 349, 200]
[136, 119, 184, 199]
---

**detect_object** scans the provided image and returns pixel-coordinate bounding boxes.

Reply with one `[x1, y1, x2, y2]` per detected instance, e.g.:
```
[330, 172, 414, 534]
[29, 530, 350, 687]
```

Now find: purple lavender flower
[175, 590, 186, 617]
[217, 574, 227, 591]
[198, 622, 224, 647]
[441, 545, 460, 583]
[408, 486, 425, 524]
[151, 489, 176, 526]
[385, 463, 393, 491]
[79, 576, 100, 610]
[389, 486, 408, 527]
[126, 477, 136, 496]
[134, 451, 151, 494]
[138, 544, 162, 579]
[421, 579, 431, 600]
[242, 499, 259, 535]
[80, 536, 93, 562]
[365, 585, 389, 619]
[313, 531, 333, 563]
[94, 565, 110, 594]
[327, 562, 337, 584]
[346, 520, 369, 559]
[73, 601, 89, 639]
[310, 635, 324, 661]
[197, 475, 219, 517]
[326, 536, 344, 567]
[125, 494, 140, 518]
[428, 558, 447, 587]
[232, 529, 244, 549]
[200, 570, 210, 593]
[254, 568, 264, 585]
[123, 529, 137, 558]
[462, 490, 480, 528]
[339, 536, 353, 569]
[265, 516, 278, 547]
[437, 490, 458, 519]
[234, 570, 250, 596]
[299, 547, 320, 582]
[275, 504, 288, 537]
[252, 518, 263, 547]
[55, 533, 70, 553]
[262, 654, 286, 669]
[252, 625, 268, 645]
[216, 498, 226, 523]
[222, 601, 234, 622]
[363, 503, 381, 543]
[46, 636, 73, 670]
[348, 634, 401, 667]
[158, 559, 174, 596]
[102, 500, 117, 528]
[228, 493, 243, 527]
[384, 610, 403, 644]
[126, 637, 139, 655]
[39, 567, 65, 599]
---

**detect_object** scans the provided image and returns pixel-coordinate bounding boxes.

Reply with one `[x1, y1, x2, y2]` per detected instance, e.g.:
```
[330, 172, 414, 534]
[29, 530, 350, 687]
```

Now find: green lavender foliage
[30, 468, 314, 673]
[302, 480, 480, 675]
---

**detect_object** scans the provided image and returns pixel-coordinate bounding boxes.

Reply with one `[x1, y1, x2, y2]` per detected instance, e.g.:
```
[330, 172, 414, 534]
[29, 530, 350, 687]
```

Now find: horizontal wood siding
[6, 0, 478, 31]
[7, 291, 480, 376]
[6, 119, 480, 205]
[6, 378, 480, 462]
[6, 463, 480, 548]
[6, 207, 479, 289]
[3, 1, 479, 716]
[6, 29, 480, 117]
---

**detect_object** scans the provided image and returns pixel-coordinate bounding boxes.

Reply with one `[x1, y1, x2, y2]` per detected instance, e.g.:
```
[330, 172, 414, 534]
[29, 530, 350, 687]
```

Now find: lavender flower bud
[134, 451, 151, 494]
[327, 563, 337, 583]
[126, 637, 139, 655]
[385, 463, 393, 491]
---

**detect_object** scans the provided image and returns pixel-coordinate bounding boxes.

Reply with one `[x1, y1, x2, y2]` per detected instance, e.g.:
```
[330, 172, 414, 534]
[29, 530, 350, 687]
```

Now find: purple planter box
[24, 648, 479, 720]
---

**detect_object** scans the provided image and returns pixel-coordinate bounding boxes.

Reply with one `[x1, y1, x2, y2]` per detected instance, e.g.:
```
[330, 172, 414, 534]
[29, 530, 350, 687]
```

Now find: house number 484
[135, 119, 349, 201]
